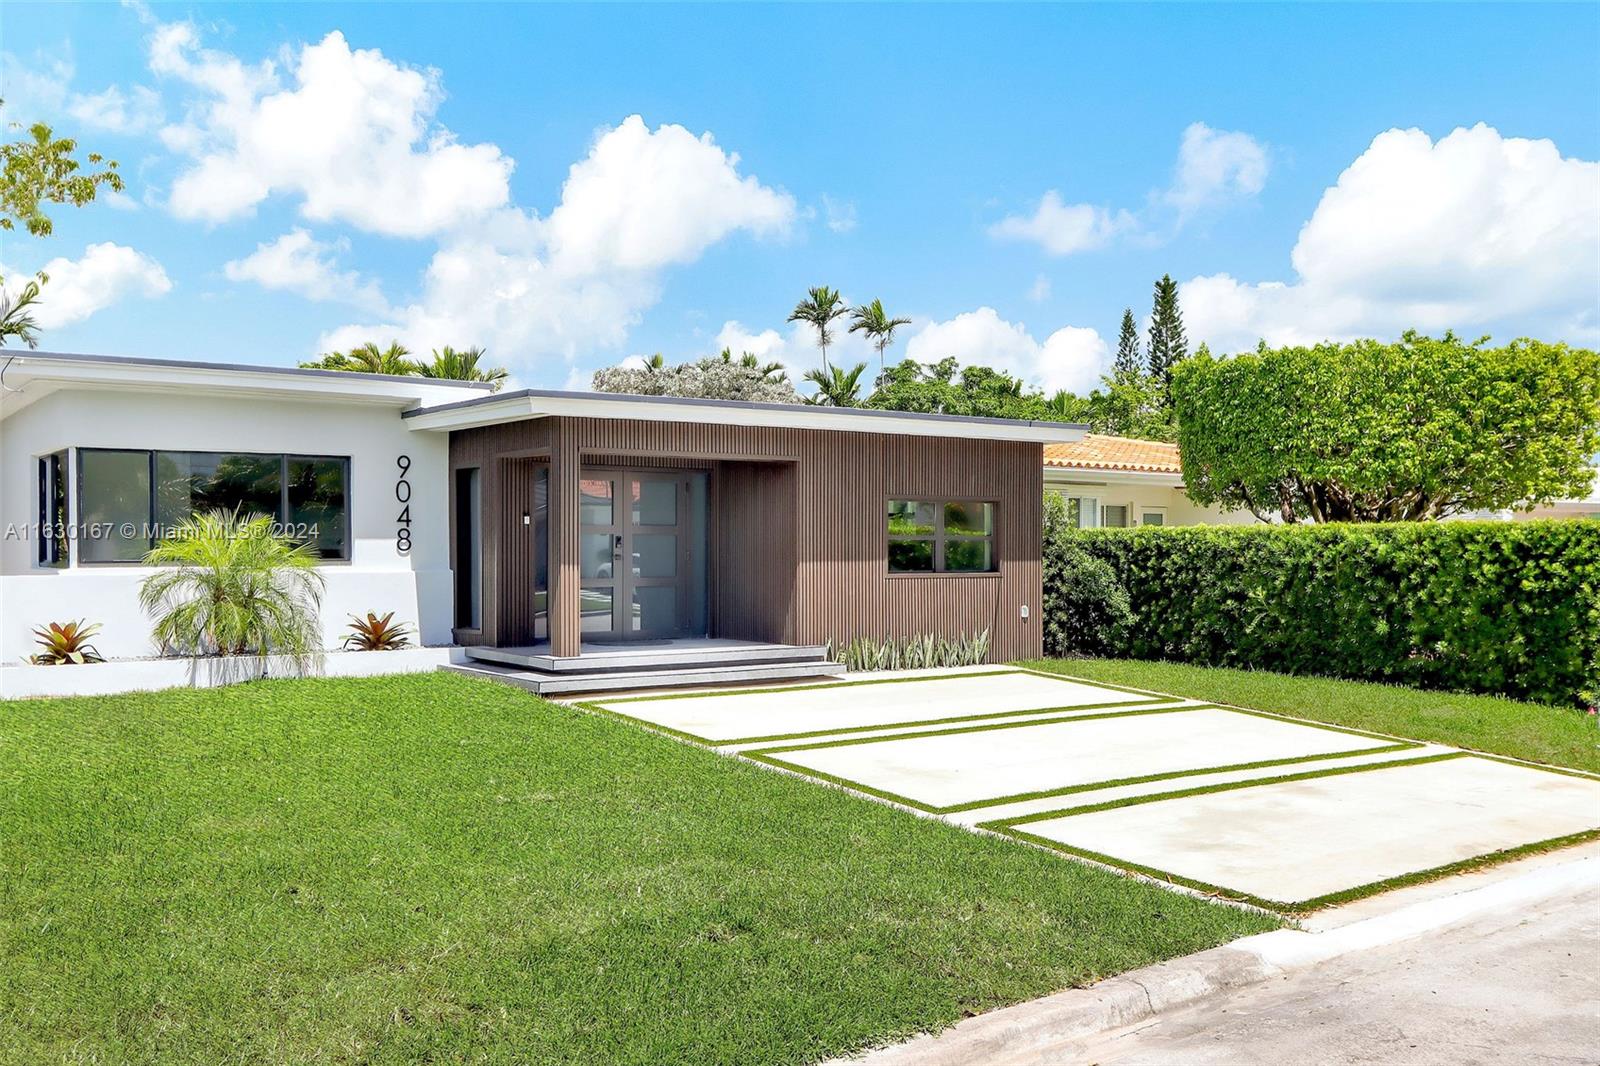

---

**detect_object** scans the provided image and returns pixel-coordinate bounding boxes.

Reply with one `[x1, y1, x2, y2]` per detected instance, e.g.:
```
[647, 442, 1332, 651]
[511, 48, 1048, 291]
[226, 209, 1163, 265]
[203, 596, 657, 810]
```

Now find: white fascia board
[1044, 467, 1187, 488]
[0, 352, 489, 418]
[404, 390, 1088, 443]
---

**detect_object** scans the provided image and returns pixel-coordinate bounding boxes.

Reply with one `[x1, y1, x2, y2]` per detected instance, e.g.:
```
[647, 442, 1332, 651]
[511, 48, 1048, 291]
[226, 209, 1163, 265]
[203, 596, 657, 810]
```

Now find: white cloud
[904, 307, 1109, 394]
[821, 195, 858, 234]
[1164, 121, 1269, 217]
[154, 27, 513, 236]
[66, 84, 163, 134]
[1183, 124, 1600, 351]
[988, 191, 1136, 256]
[2, 242, 172, 328]
[320, 116, 797, 366]
[1027, 274, 1052, 302]
[223, 229, 387, 312]
[991, 122, 1268, 256]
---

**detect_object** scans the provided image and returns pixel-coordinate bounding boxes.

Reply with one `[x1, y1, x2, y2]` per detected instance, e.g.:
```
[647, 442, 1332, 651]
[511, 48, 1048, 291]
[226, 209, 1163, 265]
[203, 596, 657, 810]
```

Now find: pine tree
[1112, 308, 1142, 383]
[1146, 274, 1188, 395]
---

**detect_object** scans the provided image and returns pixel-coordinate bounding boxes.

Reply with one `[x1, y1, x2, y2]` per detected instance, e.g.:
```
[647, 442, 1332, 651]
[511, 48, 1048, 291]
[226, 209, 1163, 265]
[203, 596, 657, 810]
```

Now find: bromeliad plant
[29, 620, 105, 665]
[139, 509, 325, 667]
[343, 611, 413, 651]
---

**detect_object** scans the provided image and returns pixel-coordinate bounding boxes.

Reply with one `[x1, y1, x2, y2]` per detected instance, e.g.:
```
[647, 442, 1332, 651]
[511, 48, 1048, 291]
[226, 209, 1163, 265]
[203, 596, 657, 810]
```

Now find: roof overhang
[404, 388, 1088, 443]
[1044, 466, 1187, 488]
[0, 350, 495, 422]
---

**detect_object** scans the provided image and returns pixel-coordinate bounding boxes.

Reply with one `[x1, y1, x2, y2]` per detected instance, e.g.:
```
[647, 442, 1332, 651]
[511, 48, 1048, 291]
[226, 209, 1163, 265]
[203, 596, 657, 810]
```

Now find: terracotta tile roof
[1043, 434, 1182, 474]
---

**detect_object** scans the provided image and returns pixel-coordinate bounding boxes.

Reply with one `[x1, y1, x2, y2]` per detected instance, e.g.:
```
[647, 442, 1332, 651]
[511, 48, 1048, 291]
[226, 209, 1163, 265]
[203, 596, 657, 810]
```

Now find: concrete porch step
[442, 658, 846, 696]
[465, 640, 831, 673]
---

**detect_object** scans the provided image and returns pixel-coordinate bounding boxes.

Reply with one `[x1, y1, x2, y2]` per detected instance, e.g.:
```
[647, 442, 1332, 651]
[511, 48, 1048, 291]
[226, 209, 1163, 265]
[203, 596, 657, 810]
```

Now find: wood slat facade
[448, 415, 1043, 661]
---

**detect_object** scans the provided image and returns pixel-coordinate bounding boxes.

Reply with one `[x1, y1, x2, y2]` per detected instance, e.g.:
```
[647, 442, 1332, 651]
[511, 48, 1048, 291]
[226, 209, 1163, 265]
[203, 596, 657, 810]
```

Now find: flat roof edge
[10, 349, 498, 390]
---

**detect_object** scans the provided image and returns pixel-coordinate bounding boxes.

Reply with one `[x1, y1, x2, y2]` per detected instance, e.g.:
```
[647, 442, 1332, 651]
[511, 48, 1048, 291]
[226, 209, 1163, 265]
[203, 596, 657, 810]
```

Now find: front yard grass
[1023, 658, 1600, 775]
[0, 671, 1277, 1066]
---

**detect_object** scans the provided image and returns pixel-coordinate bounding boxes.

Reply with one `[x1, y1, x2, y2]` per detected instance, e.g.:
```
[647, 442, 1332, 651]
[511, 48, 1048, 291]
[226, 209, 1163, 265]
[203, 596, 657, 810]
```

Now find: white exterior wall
[0, 388, 452, 662]
[1045, 473, 1259, 527]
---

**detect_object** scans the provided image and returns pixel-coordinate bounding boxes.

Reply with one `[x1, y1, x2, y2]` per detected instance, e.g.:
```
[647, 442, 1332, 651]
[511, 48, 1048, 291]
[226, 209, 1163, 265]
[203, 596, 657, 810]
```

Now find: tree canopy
[867, 357, 1084, 422]
[1173, 333, 1600, 522]
[592, 351, 800, 403]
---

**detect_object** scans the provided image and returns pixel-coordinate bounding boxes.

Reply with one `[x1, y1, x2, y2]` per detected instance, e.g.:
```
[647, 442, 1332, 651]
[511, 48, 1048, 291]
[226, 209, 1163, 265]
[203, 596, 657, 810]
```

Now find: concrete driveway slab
[588, 669, 1167, 744]
[748, 706, 1414, 812]
[1001, 754, 1600, 909]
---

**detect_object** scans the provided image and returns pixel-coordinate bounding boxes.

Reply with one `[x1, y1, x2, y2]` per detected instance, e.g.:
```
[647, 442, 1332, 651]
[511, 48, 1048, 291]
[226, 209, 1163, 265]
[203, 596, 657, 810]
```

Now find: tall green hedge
[1043, 520, 1600, 707]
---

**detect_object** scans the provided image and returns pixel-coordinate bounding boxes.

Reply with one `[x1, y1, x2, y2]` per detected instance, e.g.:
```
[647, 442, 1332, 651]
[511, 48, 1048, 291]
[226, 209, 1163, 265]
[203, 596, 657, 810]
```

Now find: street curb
[835, 853, 1600, 1066]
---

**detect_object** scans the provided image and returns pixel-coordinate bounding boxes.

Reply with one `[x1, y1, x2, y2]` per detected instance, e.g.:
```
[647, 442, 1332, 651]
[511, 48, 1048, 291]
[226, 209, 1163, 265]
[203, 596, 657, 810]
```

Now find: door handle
[612, 534, 623, 561]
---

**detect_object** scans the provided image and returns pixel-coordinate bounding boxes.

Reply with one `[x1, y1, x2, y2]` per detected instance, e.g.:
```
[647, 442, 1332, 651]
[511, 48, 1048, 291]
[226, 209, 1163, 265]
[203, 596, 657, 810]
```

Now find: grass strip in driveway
[981, 752, 1600, 913]
[581, 669, 1175, 747]
[0, 672, 1281, 1066]
[1020, 658, 1600, 775]
[743, 705, 1421, 814]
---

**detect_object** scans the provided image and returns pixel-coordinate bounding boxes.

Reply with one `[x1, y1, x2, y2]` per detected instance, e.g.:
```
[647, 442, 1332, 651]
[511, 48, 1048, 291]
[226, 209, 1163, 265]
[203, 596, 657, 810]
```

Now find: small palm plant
[803, 361, 869, 407]
[139, 509, 325, 667]
[848, 299, 912, 384]
[300, 341, 417, 375]
[418, 345, 509, 390]
[787, 285, 850, 375]
[343, 611, 413, 651]
[29, 620, 105, 665]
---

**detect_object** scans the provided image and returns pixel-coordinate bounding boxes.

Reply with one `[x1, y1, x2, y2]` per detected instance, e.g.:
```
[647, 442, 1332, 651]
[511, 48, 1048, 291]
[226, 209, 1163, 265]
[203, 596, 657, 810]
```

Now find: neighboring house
[0, 351, 1081, 689]
[1043, 434, 1255, 528]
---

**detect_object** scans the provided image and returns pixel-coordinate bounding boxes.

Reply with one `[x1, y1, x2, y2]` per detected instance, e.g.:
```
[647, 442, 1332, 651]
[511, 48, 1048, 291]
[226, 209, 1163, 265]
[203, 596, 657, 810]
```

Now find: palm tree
[418, 345, 508, 390]
[848, 299, 912, 382]
[0, 276, 42, 349]
[643, 352, 668, 372]
[300, 341, 416, 375]
[802, 361, 868, 407]
[787, 286, 849, 375]
[139, 508, 325, 668]
[719, 346, 785, 381]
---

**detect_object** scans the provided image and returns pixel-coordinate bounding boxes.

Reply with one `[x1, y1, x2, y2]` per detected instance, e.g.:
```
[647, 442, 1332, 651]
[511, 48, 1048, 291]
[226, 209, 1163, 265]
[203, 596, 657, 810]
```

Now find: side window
[887, 499, 998, 573]
[1101, 504, 1129, 528]
[37, 451, 68, 567]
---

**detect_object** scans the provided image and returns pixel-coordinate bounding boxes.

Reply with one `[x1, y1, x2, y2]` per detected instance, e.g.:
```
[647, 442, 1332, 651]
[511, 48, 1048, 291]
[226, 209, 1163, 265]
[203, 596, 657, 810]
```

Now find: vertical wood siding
[449, 416, 1044, 660]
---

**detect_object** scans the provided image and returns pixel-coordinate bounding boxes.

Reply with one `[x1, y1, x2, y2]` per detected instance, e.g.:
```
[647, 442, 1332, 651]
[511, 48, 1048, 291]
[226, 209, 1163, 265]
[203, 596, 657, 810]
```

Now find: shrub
[826, 630, 991, 672]
[343, 611, 413, 651]
[1042, 494, 1133, 657]
[139, 509, 324, 667]
[29, 620, 105, 665]
[1048, 521, 1600, 706]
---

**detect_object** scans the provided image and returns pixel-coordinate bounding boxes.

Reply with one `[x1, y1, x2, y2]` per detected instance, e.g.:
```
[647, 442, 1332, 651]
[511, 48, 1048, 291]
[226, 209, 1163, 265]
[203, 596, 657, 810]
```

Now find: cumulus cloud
[1182, 124, 1600, 351]
[223, 229, 387, 312]
[67, 83, 164, 134]
[319, 115, 797, 364]
[991, 122, 1268, 256]
[712, 316, 875, 373]
[2, 243, 172, 328]
[0, 50, 162, 135]
[903, 307, 1109, 394]
[153, 26, 513, 236]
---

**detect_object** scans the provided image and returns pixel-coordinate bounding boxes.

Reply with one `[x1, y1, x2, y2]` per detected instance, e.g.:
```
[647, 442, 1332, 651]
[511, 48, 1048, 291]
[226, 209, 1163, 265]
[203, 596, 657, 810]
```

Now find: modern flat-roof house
[1043, 434, 1254, 528]
[0, 351, 1082, 696]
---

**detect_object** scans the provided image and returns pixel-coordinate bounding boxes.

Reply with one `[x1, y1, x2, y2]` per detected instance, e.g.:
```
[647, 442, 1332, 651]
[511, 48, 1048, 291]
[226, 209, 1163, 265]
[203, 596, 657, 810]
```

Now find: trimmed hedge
[1043, 520, 1600, 707]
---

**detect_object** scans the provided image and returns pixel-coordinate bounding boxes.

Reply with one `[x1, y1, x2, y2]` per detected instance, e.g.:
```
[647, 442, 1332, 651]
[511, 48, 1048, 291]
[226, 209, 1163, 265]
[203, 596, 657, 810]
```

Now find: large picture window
[887, 499, 997, 573]
[77, 449, 350, 563]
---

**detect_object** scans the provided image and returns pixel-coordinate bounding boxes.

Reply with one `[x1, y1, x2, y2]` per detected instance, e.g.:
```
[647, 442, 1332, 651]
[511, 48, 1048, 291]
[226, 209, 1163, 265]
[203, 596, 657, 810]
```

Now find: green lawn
[0, 672, 1276, 1066]
[1023, 658, 1600, 775]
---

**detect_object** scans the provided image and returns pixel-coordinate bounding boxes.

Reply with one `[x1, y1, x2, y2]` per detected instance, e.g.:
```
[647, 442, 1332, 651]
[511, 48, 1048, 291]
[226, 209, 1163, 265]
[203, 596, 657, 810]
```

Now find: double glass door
[579, 470, 699, 639]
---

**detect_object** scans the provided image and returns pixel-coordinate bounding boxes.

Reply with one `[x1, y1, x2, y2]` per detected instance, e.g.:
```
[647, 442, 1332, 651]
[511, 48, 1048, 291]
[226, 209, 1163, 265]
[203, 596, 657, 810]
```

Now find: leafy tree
[1146, 274, 1187, 398]
[847, 299, 912, 381]
[0, 107, 124, 237]
[866, 357, 1082, 422]
[1111, 307, 1141, 384]
[418, 345, 509, 389]
[803, 361, 869, 407]
[1174, 333, 1600, 522]
[593, 352, 801, 403]
[0, 276, 42, 348]
[1085, 375, 1176, 441]
[787, 285, 849, 374]
[301, 341, 418, 375]
[1045, 388, 1093, 422]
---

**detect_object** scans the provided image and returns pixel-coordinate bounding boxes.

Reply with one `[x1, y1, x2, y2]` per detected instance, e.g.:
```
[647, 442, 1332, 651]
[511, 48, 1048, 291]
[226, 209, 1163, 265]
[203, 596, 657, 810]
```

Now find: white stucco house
[1043, 434, 1255, 528]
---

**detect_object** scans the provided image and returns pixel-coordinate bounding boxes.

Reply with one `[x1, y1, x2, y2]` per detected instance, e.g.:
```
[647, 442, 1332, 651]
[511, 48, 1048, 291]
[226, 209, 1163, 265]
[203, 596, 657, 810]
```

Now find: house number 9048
[395, 454, 412, 554]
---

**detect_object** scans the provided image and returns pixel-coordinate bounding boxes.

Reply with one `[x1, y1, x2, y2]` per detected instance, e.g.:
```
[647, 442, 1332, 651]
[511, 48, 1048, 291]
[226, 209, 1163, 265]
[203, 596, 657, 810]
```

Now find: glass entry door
[579, 470, 700, 640]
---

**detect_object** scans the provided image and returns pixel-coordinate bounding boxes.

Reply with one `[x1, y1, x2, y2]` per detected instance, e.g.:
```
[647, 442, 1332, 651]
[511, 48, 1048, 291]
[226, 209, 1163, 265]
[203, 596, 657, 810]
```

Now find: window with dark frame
[37, 451, 68, 567]
[886, 499, 998, 573]
[76, 449, 351, 563]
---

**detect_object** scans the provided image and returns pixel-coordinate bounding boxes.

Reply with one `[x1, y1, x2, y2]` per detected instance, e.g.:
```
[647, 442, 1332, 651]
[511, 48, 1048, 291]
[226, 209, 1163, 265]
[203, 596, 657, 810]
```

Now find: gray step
[466, 641, 830, 673]
[442, 658, 846, 696]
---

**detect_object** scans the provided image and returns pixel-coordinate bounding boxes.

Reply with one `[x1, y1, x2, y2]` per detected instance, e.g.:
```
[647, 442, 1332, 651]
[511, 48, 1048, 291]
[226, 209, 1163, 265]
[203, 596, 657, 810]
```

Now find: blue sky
[3, 2, 1597, 391]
